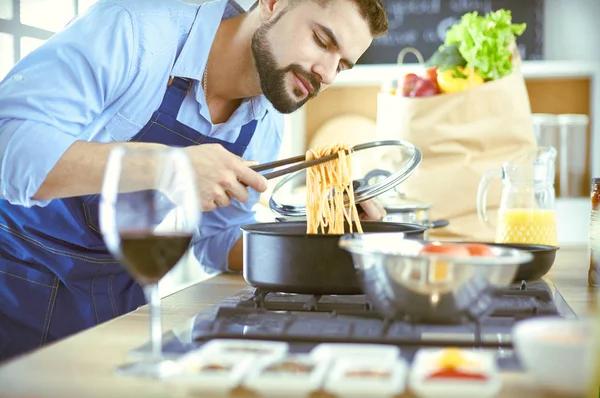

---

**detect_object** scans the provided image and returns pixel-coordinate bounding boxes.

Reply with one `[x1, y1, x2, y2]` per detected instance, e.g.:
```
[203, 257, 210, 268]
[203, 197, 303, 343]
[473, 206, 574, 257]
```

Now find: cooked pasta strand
[306, 143, 363, 234]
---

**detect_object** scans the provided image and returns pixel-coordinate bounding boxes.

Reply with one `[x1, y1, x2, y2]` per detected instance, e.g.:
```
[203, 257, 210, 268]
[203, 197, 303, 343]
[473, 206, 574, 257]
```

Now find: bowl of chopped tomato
[338, 237, 533, 323]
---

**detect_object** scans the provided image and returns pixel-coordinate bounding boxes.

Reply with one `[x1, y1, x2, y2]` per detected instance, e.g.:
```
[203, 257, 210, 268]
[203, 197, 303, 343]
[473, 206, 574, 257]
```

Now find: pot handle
[477, 168, 502, 224]
[425, 219, 450, 229]
[363, 169, 392, 183]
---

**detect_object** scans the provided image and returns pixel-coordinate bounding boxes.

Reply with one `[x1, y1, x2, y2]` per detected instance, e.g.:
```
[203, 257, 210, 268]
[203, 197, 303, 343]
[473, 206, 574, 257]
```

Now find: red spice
[426, 368, 488, 381]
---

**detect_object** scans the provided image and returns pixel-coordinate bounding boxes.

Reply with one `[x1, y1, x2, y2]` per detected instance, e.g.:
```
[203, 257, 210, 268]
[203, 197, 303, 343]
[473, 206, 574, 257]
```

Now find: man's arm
[33, 141, 164, 201]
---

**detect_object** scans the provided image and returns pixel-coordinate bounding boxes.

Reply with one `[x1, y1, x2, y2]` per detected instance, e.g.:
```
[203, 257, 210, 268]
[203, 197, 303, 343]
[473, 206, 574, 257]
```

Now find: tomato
[420, 243, 470, 281]
[402, 73, 420, 96]
[409, 78, 438, 97]
[424, 66, 439, 90]
[463, 243, 495, 257]
[419, 243, 470, 257]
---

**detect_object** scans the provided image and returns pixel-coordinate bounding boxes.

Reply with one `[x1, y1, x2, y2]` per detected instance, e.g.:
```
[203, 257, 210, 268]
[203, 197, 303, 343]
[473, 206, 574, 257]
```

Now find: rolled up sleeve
[0, 1, 137, 207]
[0, 119, 80, 207]
[191, 192, 260, 273]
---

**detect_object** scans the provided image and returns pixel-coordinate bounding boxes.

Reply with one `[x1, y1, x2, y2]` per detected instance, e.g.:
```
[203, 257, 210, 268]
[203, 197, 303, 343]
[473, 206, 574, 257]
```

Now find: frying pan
[461, 242, 559, 281]
[494, 243, 559, 281]
[241, 221, 427, 295]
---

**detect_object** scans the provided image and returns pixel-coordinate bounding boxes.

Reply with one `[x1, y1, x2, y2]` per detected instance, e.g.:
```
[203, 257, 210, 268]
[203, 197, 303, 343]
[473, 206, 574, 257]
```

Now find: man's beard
[251, 19, 320, 114]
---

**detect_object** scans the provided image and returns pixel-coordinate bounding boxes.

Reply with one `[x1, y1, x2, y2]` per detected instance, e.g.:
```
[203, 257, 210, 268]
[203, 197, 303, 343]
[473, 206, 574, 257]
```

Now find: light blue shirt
[0, 0, 284, 272]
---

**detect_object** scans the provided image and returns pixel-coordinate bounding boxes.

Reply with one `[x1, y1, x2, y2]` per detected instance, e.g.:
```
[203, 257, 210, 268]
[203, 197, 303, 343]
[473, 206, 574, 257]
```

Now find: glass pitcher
[477, 146, 558, 246]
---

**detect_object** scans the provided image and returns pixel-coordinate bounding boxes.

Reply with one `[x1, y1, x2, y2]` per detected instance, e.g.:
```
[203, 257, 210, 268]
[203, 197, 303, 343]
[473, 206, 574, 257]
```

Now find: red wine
[119, 232, 193, 285]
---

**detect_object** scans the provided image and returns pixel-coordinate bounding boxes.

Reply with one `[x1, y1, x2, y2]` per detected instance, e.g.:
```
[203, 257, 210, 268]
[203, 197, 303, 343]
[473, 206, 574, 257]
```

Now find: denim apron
[0, 77, 257, 361]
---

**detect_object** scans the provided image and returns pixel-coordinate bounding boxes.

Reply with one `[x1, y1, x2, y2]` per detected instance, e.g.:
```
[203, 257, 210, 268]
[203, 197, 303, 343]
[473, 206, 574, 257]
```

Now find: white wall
[544, 0, 600, 61]
[542, 0, 600, 245]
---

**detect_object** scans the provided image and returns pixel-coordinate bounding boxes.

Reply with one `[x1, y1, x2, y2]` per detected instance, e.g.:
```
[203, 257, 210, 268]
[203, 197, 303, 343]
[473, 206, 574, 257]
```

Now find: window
[77, 0, 97, 15]
[0, 0, 98, 80]
[0, 1, 13, 19]
[20, 0, 75, 33]
[0, 33, 14, 79]
[20, 36, 44, 59]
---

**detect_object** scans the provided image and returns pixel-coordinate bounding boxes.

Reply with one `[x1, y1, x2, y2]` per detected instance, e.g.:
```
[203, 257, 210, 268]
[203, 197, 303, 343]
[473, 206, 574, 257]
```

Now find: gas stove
[133, 279, 576, 371]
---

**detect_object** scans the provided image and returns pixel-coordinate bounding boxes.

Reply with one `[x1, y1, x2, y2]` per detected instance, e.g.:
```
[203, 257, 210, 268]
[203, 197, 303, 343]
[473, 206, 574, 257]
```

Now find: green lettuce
[442, 9, 526, 81]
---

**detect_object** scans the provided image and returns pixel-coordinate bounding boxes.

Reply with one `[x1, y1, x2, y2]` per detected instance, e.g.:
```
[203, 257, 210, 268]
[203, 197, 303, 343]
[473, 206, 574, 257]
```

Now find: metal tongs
[249, 141, 382, 180]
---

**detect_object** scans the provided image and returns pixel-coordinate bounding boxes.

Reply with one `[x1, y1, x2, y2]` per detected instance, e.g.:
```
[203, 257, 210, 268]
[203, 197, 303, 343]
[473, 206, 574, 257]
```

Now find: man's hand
[358, 199, 387, 221]
[185, 144, 267, 211]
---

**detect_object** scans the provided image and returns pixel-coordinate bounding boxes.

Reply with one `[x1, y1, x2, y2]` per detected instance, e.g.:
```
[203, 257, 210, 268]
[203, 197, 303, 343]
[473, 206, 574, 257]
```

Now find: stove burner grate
[237, 281, 559, 320]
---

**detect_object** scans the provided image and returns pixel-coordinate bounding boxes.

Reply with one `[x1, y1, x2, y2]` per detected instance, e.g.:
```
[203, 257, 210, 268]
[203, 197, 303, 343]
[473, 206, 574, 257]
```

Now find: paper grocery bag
[376, 67, 536, 242]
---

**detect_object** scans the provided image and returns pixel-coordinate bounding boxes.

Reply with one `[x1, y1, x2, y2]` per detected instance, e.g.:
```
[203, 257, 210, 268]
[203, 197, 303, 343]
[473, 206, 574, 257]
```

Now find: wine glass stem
[143, 283, 162, 361]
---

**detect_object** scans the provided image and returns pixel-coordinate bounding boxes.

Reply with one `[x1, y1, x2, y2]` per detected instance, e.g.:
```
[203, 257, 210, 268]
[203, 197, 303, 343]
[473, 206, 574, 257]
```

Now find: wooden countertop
[0, 245, 596, 398]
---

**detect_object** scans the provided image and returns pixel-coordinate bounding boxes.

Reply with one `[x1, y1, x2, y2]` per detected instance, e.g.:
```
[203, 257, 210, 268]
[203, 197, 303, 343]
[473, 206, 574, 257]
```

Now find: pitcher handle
[477, 168, 502, 224]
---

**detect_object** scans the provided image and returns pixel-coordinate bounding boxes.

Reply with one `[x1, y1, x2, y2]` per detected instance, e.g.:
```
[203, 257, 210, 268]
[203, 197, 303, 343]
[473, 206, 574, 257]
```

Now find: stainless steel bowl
[338, 234, 534, 324]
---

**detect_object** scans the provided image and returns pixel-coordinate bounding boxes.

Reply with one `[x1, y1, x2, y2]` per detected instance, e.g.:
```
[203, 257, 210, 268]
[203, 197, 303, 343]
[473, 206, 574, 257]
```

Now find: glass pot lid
[268, 140, 422, 217]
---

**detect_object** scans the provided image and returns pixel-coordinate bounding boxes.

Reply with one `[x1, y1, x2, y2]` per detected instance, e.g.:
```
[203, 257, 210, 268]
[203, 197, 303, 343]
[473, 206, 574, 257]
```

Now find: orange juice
[496, 208, 557, 246]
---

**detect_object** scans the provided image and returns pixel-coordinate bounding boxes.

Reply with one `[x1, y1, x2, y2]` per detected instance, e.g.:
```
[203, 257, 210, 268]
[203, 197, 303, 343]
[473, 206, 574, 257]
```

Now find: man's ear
[257, 0, 286, 21]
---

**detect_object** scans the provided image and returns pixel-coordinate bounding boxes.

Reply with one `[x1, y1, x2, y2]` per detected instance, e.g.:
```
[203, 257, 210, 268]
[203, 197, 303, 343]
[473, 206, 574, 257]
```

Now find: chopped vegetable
[463, 243, 495, 257]
[345, 369, 391, 379]
[197, 363, 231, 373]
[420, 244, 469, 281]
[426, 368, 488, 381]
[423, 348, 489, 381]
[419, 243, 470, 257]
[436, 348, 475, 368]
[264, 360, 314, 374]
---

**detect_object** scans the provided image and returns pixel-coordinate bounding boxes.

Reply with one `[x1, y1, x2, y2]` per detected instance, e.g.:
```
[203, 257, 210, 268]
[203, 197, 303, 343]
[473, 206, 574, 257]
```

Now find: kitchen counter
[0, 245, 596, 398]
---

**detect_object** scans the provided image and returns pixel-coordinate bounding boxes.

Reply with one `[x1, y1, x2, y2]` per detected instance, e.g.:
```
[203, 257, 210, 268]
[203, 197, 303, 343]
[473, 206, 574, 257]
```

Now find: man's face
[251, 0, 373, 114]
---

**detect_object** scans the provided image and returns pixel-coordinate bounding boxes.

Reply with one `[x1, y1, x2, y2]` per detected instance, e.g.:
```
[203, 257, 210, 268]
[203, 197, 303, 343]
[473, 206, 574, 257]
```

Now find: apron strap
[157, 77, 193, 117]
[235, 119, 257, 148]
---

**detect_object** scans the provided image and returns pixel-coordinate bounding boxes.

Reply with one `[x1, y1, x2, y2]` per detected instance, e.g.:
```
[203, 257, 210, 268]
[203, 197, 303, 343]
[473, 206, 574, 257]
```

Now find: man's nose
[312, 56, 339, 87]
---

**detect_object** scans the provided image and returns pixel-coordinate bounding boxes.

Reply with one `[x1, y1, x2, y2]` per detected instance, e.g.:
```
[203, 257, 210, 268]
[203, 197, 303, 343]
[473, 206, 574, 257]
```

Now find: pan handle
[425, 219, 450, 229]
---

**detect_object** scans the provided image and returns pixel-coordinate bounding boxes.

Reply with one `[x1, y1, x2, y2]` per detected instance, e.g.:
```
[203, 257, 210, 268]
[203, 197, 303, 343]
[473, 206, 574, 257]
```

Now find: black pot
[241, 221, 427, 295]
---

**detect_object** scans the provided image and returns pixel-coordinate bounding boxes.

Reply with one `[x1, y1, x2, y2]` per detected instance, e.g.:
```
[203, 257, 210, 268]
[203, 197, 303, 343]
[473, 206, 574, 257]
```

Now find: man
[0, 0, 388, 361]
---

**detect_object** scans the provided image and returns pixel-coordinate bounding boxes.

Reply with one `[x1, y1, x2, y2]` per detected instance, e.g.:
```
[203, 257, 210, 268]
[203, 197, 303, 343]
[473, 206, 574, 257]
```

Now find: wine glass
[99, 146, 200, 378]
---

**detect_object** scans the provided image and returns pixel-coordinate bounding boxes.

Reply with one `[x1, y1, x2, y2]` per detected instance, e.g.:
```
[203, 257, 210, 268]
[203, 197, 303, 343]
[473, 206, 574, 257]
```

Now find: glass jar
[589, 178, 600, 287]
[558, 114, 590, 197]
[532, 114, 560, 191]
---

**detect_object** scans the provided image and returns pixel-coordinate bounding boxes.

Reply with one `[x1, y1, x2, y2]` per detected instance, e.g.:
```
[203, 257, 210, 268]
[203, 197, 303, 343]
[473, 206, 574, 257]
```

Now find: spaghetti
[305, 143, 363, 235]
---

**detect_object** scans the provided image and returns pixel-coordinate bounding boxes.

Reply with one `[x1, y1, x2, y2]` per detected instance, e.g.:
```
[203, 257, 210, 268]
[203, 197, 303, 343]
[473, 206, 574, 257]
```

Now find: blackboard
[358, 0, 544, 65]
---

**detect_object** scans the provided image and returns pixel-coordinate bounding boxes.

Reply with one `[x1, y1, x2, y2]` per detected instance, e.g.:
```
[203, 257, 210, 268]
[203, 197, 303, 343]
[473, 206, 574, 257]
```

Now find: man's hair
[249, 0, 389, 37]
[346, 0, 388, 37]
